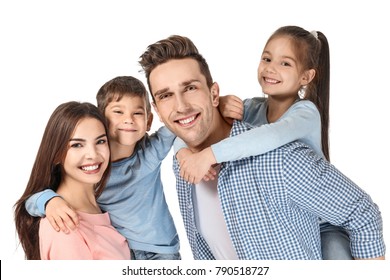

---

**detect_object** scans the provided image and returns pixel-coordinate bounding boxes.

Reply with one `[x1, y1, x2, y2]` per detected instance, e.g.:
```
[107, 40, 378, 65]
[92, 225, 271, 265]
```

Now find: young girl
[14, 101, 130, 260]
[175, 25, 352, 259]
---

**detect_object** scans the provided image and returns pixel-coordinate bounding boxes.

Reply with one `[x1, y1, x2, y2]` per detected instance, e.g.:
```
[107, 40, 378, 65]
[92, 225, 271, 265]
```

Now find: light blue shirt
[174, 120, 385, 259]
[26, 126, 180, 254]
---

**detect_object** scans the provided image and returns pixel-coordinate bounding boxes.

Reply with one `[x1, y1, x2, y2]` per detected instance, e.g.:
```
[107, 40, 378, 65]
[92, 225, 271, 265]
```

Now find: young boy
[25, 76, 180, 260]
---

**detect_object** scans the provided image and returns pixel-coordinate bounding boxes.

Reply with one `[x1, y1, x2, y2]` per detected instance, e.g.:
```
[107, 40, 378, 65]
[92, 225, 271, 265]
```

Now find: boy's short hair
[96, 76, 151, 114]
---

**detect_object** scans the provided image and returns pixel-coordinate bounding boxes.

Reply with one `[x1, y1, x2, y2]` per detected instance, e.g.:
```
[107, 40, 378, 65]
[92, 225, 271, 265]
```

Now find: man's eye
[159, 93, 170, 100]
[186, 85, 196, 92]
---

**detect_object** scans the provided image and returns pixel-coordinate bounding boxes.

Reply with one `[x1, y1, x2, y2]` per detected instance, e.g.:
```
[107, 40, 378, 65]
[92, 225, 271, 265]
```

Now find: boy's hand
[177, 147, 217, 184]
[45, 197, 79, 234]
[219, 95, 244, 124]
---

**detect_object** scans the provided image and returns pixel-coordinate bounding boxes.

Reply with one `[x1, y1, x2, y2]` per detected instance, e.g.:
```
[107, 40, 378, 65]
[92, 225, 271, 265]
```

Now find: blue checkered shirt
[173, 120, 385, 260]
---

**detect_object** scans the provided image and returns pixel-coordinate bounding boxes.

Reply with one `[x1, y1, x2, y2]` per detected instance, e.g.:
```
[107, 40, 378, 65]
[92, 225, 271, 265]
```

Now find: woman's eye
[97, 139, 107, 145]
[70, 143, 82, 148]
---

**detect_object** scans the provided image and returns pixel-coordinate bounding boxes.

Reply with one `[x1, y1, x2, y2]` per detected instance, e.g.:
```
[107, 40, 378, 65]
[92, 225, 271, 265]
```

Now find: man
[139, 35, 385, 260]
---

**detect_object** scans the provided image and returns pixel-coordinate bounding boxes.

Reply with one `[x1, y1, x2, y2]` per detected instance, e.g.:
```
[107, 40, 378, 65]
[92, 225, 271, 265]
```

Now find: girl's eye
[113, 110, 123, 114]
[281, 62, 291, 67]
[262, 57, 271, 62]
[97, 139, 107, 145]
[134, 112, 144, 115]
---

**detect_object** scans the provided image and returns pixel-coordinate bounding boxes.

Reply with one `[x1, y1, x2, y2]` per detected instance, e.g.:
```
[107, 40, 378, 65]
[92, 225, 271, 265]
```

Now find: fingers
[180, 170, 198, 184]
[46, 211, 79, 234]
[47, 215, 69, 233]
[203, 168, 217, 182]
[62, 209, 80, 230]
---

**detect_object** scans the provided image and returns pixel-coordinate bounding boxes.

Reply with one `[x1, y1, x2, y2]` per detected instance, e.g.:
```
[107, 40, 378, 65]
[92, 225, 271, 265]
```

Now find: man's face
[149, 58, 219, 150]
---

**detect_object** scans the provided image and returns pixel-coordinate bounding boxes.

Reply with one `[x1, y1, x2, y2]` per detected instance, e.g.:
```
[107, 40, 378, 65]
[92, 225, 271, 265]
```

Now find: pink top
[39, 211, 130, 260]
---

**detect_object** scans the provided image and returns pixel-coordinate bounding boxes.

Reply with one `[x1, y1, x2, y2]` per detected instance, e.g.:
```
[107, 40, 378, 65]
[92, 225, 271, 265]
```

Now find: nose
[124, 114, 134, 124]
[263, 61, 276, 74]
[175, 94, 190, 113]
[85, 144, 98, 159]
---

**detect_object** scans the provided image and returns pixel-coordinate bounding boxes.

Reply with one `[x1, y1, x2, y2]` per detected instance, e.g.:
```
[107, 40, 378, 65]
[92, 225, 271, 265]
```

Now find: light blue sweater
[26, 126, 180, 254]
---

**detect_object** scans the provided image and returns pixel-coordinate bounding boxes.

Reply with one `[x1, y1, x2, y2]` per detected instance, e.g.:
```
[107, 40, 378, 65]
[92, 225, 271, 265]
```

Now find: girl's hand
[45, 197, 79, 234]
[176, 147, 217, 184]
[219, 95, 244, 124]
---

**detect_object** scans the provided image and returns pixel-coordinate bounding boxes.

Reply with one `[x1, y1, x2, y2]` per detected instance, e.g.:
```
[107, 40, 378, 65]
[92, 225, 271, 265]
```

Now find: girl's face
[257, 36, 309, 99]
[62, 117, 109, 187]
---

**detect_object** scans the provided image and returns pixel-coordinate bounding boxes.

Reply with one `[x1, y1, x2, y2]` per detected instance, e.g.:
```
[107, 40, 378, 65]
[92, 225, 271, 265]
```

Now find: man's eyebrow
[153, 79, 201, 97]
[153, 87, 169, 98]
[181, 79, 201, 86]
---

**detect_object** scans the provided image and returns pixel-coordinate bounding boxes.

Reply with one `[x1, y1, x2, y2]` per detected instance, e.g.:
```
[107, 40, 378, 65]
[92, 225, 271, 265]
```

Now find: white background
[1, 0, 389, 278]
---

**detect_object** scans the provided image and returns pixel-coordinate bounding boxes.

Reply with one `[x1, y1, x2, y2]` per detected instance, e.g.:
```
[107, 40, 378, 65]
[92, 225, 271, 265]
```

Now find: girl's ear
[301, 69, 316, 86]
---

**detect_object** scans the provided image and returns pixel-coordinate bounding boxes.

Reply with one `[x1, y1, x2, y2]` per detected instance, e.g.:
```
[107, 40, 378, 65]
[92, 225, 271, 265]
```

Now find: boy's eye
[281, 62, 291, 67]
[113, 110, 123, 114]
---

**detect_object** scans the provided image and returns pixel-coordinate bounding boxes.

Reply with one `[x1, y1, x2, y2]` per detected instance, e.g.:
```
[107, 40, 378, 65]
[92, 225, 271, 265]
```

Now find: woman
[14, 101, 130, 259]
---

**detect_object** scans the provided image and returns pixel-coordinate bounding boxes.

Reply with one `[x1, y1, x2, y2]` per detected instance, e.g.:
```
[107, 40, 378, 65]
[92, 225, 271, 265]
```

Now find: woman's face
[62, 117, 109, 187]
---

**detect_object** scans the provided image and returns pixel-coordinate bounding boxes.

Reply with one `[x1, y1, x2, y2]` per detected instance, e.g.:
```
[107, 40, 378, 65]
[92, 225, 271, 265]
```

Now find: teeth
[81, 165, 99, 171]
[179, 116, 196, 125]
[265, 78, 278, 84]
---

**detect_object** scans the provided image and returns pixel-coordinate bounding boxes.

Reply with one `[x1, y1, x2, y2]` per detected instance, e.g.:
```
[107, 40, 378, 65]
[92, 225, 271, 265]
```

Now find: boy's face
[104, 95, 151, 148]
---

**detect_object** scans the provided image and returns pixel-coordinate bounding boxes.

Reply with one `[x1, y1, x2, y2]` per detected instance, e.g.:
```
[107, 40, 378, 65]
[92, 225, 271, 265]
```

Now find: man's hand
[45, 196, 79, 234]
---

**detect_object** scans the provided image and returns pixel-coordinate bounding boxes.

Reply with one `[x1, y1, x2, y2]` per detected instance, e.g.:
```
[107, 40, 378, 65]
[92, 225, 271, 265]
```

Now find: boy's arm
[25, 189, 59, 217]
[147, 125, 176, 162]
[25, 189, 79, 233]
